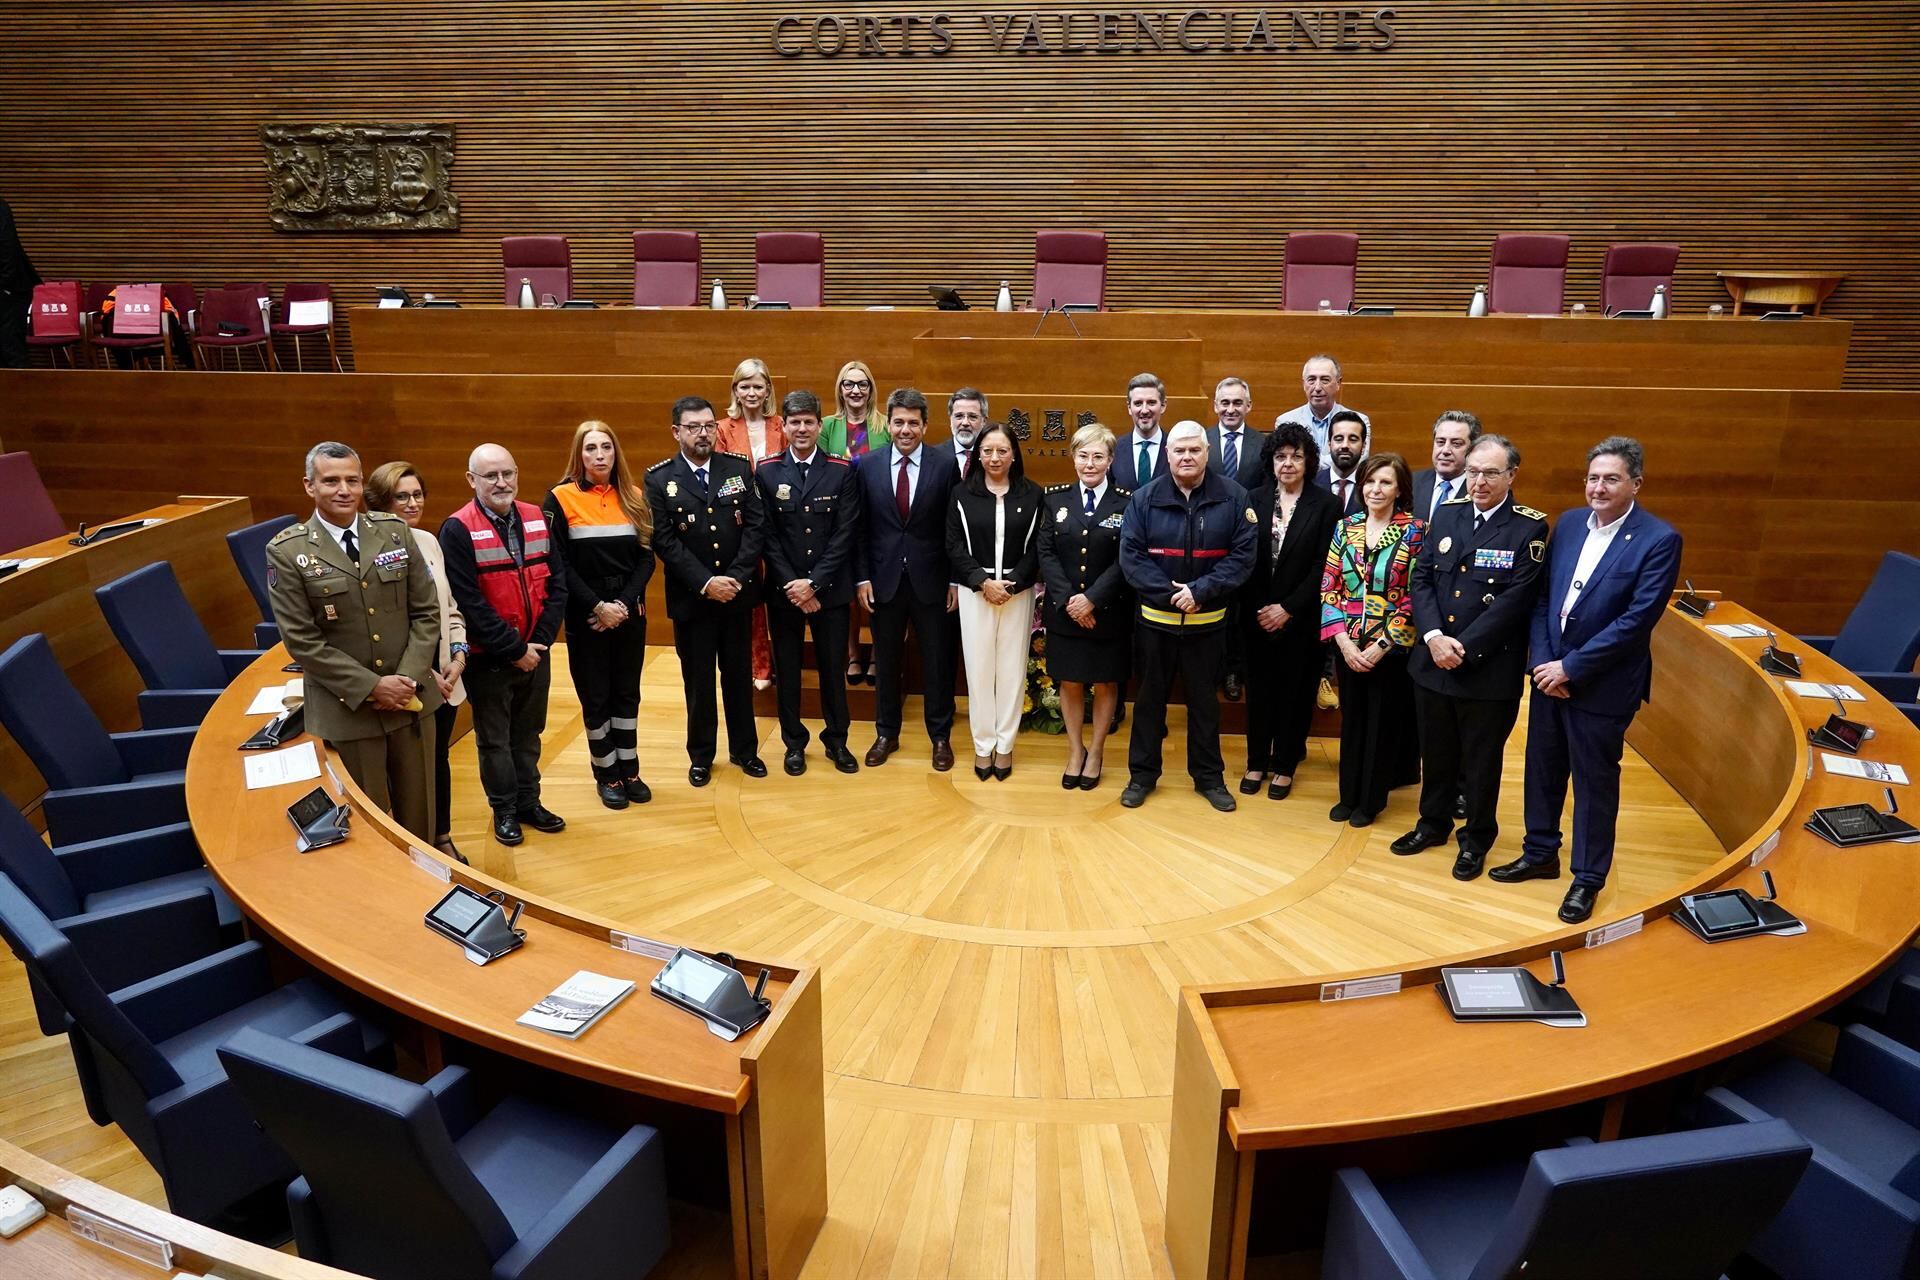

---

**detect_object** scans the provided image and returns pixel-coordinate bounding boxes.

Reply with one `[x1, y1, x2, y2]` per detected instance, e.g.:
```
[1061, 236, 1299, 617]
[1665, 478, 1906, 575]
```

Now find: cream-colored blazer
[410, 525, 467, 707]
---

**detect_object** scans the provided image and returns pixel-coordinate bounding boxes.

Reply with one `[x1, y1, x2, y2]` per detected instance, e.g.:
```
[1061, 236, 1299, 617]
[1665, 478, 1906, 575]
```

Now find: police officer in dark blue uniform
[645, 395, 767, 787]
[1118, 421, 1257, 812]
[756, 389, 863, 776]
[1393, 435, 1550, 880]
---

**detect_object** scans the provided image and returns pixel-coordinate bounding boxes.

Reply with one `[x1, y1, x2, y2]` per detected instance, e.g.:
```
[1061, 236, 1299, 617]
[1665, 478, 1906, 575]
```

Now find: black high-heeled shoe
[1238, 773, 1265, 796]
[974, 755, 993, 781]
[992, 753, 1012, 781]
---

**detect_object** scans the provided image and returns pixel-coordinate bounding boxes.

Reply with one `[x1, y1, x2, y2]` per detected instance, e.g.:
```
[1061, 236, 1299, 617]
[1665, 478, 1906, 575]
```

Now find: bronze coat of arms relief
[262, 123, 459, 231]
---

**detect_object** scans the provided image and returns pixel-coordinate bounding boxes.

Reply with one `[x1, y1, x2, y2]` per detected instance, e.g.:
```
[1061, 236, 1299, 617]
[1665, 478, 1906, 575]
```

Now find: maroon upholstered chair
[1486, 234, 1571, 314]
[1282, 232, 1359, 312]
[25, 281, 87, 368]
[754, 232, 825, 307]
[632, 231, 702, 307]
[0, 452, 67, 555]
[271, 283, 343, 372]
[91, 283, 193, 370]
[1032, 231, 1108, 310]
[191, 286, 277, 371]
[501, 235, 572, 306]
[1601, 243, 1681, 315]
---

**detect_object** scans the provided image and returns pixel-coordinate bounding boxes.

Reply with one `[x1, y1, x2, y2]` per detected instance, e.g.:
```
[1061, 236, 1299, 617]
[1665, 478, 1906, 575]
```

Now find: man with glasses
[441, 443, 569, 846]
[1495, 436, 1682, 924]
[946, 387, 988, 477]
[646, 395, 768, 787]
[1395, 435, 1549, 880]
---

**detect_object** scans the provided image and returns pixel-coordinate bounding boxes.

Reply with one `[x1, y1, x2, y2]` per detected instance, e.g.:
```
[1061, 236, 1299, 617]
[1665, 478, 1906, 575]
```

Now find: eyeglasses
[393, 491, 426, 505]
[1463, 467, 1512, 480]
[1586, 474, 1631, 487]
[840, 379, 871, 390]
[474, 470, 517, 485]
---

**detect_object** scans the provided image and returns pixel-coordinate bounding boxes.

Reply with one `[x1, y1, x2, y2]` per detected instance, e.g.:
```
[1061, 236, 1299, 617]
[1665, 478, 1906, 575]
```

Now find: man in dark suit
[1313, 410, 1370, 518]
[1410, 410, 1480, 524]
[0, 196, 40, 369]
[1110, 371, 1170, 491]
[1492, 435, 1683, 924]
[1206, 376, 1266, 491]
[944, 387, 988, 480]
[645, 395, 767, 787]
[757, 390, 862, 776]
[1394, 435, 1550, 879]
[855, 387, 960, 771]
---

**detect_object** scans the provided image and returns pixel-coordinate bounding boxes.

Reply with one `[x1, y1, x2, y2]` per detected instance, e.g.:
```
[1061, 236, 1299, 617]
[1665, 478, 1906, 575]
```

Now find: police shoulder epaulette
[822, 453, 850, 464]
[1513, 503, 1548, 521]
[645, 457, 674, 472]
[1113, 486, 1132, 495]
[1442, 494, 1472, 504]
[1046, 483, 1073, 493]
[718, 449, 749, 461]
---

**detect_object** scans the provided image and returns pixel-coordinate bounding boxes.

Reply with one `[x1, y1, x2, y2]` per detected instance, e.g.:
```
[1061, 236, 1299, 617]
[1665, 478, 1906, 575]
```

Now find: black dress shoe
[1238, 774, 1264, 796]
[1329, 803, 1354, 822]
[623, 776, 653, 804]
[597, 781, 630, 810]
[1120, 782, 1152, 808]
[1559, 884, 1598, 924]
[1267, 780, 1291, 801]
[689, 765, 712, 787]
[1489, 855, 1562, 884]
[1348, 811, 1374, 828]
[492, 810, 523, 846]
[1223, 673, 1244, 702]
[517, 804, 566, 833]
[784, 748, 807, 776]
[731, 755, 769, 778]
[1452, 849, 1486, 881]
[1390, 826, 1449, 856]
[827, 747, 860, 774]
[1077, 770, 1102, 791]
[1200, 786, 1237, 813]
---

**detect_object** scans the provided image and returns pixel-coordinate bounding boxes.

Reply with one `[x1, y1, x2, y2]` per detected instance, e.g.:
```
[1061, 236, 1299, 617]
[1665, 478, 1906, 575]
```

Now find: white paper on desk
[1707, 623, 1769, 638]
[287, 299, 331, 325]
[243, 740, 321, 790]
[1821, 753, 1910, 786]
[378, 296, 403, 309]
[244, 679, 303, 715]
[1786, 681, 1864, 702]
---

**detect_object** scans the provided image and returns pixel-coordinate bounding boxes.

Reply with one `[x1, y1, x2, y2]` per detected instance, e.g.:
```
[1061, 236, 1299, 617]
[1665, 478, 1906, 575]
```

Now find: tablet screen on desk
[1445, 971, 1525, 1009]
[427, 888, 493, 938]
[1691, 892, 1760, 934]
[657, 951, 731, 1004]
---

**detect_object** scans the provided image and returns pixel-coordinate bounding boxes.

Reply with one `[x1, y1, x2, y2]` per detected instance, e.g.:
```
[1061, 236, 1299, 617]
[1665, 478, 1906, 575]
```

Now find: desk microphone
[1760, 869, 1778, 901]
[1549, 950, 1566, 987]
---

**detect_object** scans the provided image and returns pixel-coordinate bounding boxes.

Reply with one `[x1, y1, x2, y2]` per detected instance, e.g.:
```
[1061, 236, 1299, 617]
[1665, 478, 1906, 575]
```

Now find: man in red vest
[440, 443, 569, 846]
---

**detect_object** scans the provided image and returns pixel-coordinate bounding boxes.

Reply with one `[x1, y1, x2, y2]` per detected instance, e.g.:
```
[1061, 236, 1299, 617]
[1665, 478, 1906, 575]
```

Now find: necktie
[1137, 439, 1152, 482]
[958, 451, 969, 480]
[1084, 488, 1095, 516]
[342, 527, 359, 565]
[1337, 479, 1350, 510]
[797, 459, 809, 484]
[1475, 511, 1487, 532]
[1434, 477, 1451, 515]
[1223, 431, 1239, 477]
[895, 455, 911, 521]
[693, 465, 708, 493]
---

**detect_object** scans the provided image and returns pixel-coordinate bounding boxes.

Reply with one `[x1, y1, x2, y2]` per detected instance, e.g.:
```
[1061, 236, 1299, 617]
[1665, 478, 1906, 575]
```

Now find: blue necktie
[1434, 477, 1451, 517]
[1084, 488, 1095, 516]
[1223, 431, 1239, 477]
[1137, 440, 1151, 482]
[694, 466, 708, 492]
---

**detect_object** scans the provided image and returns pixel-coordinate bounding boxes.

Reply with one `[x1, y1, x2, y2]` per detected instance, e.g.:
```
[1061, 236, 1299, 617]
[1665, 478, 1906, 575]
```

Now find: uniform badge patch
[323, 603, 338, 621]
[1528, 539, 1546, 562]
[373, 548, 408, 569]
[1245, 507, 1257, 524]
[1473, 548, 1515, 570]
[1100, 513, 1124, 529]
[266, 565, 277, 586]
[776, 483, 792, 500]
[294, 553, 309, 568]
[717, 475, 747, 499]
[1438, 536, 1453, 553]
[666, 480, 679, 498]
[1055, 507, 1068, 523]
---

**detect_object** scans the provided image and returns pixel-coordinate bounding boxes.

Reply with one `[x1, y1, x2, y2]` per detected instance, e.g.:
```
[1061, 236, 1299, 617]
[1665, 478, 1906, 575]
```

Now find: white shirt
[1079, 480, 1107, 512]
[890, 444, 924, 505]
[1419, 495, 1508, 644]
[1427, 470, 1464, 520]
[1558, 503, 1635, 633]
[1216, 424, 1248, 469]
[312, 511, 360, 561]
[1127, 429, 1162, 477]
[1276, 402, 1372, 457]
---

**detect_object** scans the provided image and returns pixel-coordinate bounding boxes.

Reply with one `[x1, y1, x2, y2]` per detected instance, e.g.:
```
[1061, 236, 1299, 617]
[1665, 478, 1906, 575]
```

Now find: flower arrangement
[1020, 594, 1064, 734]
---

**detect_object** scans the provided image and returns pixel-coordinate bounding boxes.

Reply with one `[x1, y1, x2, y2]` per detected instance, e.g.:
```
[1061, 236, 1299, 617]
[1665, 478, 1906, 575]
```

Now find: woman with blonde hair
[820, 359, 887, 458]
[717, 357, 782, 687]
[542, 421, 656, 809]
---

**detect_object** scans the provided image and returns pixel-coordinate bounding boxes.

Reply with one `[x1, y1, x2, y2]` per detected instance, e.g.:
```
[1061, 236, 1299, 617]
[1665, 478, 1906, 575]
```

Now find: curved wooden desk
[186, 651, 827, 1280]
[1166, 601, 1920, 1279]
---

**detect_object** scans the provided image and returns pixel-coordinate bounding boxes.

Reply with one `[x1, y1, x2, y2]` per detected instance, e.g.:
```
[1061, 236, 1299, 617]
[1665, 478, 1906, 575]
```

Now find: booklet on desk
[1438, 952, 1586, 1026]
[517, 971, 635, 1038]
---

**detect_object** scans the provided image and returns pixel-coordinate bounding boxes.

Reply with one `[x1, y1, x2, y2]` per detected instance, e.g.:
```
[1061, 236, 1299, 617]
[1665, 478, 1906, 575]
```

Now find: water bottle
[710, 279, 727, 310]
[1651, 284, 1668, 319]
[1467, 285, 1488, 317]
[1318, 299, 1332, 314]
[517, 278, 535, 309]
[996, 280, 1013, 312]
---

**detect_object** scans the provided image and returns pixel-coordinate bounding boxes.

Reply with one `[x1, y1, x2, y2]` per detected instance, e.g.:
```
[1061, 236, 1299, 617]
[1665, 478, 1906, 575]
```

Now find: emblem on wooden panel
[261, 123, 459, 231]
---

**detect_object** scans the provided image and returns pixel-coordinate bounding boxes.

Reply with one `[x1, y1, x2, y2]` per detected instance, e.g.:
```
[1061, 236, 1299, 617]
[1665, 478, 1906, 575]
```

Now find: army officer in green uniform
[266, 441, 443, 840]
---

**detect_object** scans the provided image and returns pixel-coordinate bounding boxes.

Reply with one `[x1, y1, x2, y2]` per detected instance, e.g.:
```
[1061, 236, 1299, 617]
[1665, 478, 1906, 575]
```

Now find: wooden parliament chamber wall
[1, 1, 1917, 387]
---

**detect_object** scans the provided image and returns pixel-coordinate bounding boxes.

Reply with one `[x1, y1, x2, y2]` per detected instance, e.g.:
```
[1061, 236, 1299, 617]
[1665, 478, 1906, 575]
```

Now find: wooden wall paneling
[0, 2, 1914, 386]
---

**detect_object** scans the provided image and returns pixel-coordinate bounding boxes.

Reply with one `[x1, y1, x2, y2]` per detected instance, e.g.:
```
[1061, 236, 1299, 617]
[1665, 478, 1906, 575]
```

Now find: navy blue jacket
[1119, 470, 1257, 632]
[853, 444, 960, 607]
[1528, 504, 1683, 717]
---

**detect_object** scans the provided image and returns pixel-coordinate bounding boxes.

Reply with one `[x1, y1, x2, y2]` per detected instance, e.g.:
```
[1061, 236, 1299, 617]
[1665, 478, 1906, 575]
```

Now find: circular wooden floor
[443, 645, 1720, 1279]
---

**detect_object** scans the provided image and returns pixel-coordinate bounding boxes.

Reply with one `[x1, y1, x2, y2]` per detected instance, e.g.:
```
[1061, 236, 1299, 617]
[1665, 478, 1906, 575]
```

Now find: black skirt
[1046, 626, 1130, 685]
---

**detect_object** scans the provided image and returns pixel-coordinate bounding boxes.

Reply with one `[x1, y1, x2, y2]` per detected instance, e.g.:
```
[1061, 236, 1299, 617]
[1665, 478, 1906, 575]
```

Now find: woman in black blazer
[1240, 422, 1342, 800]
[1036, 422, 1132, 790]
[947, 423, 1044, 780]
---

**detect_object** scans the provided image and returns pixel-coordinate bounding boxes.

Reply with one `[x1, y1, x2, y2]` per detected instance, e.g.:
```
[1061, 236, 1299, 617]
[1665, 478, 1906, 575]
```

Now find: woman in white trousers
[946, 424, 1044, 780]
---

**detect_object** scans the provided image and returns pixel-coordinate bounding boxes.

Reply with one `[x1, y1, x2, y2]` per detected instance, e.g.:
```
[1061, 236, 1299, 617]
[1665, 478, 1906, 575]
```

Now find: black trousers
[1521, 694, 1634, 890]
[566, 612, 647, 783]
[1128, 623, 1227, 790]
[870, 589, 956, 744]
[433, 698, 457, 839]
[1243, 627, 1323, 776]
[1335, 649, 1414, 817]
[464, 658, 551, 814]
[769, 602, 851, 752]
[1414, 683, 1521, 853]
[672, 604, 758, 767]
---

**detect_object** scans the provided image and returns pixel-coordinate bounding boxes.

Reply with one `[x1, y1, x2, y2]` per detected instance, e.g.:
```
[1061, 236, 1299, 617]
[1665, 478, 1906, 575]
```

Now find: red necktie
[958, 451, 969, 479]
[1337, 479, 1350, 510]
[895, 455, 911, 521]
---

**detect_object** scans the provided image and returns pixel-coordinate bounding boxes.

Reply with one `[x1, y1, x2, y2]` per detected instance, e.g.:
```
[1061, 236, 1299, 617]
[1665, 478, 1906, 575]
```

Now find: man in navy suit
[1491, 436, 1683, 924]
[1312, 410, 1370, 519]
[1206, 376, 1267, 491]
[1410, 410, 1480, 524]
[1110, 372, 1170, 491]
[855, 387, 960, 772]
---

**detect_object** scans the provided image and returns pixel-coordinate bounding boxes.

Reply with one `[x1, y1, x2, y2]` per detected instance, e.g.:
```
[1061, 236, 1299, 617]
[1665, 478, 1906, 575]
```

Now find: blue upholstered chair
[1799, 550, 1920, 709]
[227, 514, 296, 647]
[97, 561, 266, 729]
[2, 793, 239, 1034]
[218, 1027, 671, 1280]
[1699, 1025, 1920, 1279]
[1322, 1122, 1810, 1280]
[1831, 949, 1920, 1050]
[0, 633, 195, 846]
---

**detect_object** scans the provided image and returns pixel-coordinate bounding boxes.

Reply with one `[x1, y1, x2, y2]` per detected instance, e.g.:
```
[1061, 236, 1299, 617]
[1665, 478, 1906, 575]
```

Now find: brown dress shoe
[865, 737, 899, 768]
[931, 740, 956, 772]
